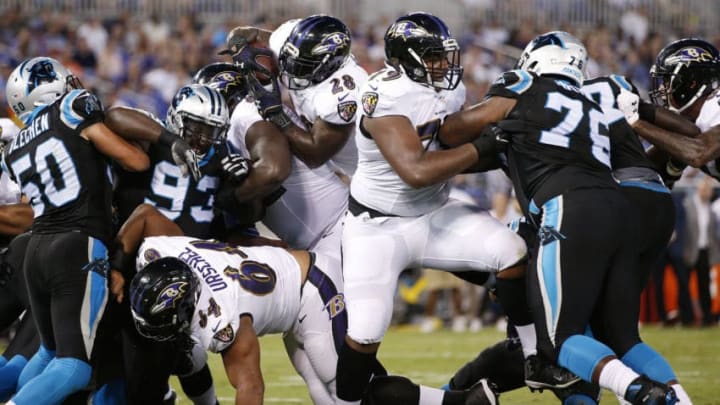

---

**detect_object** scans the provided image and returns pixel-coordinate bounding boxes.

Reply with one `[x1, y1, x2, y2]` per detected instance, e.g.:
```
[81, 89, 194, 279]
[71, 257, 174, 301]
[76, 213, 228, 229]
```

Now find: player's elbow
[399, 170, 432, 189]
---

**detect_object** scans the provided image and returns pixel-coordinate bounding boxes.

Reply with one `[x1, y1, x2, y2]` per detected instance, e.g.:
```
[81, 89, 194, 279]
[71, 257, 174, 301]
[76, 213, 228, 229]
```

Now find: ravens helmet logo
[150, 281, 188, 314]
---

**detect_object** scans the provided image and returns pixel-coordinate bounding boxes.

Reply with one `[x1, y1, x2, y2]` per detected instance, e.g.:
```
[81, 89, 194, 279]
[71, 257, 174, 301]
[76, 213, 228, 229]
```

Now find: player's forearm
[653, 106, 700, 137]
[439, 113, 484, 147]
[105, 107, 163, 143]
[232, 163, 289, 203]
[633, 120, 706, 167]
[0, 203, 33, 235]
[399, 144, 479, 188]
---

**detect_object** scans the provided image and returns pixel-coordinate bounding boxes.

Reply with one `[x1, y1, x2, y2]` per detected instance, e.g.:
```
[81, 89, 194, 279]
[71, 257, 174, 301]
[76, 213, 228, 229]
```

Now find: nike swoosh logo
[298, 314, 308, 324]
[338, 94, 350, 101]
[369, 84, 378, 91]
[211, 320, 222, 332]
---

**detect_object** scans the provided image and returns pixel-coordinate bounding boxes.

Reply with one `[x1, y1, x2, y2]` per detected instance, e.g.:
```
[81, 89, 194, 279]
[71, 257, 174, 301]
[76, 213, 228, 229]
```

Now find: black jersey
[582, 75, 659, 178]
[487, 70, 618, 210]
[1, 89, 113, 243]
[114, 140, 226, 239]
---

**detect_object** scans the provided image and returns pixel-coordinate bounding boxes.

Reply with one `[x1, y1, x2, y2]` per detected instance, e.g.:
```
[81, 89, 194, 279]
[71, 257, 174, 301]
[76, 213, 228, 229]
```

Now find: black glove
[0, 247, 12, 289]
[158, 128, 201, 181]
[221, 154, 252, 183]
[238, 62, 293, 130]
[471, 124, 511, 158]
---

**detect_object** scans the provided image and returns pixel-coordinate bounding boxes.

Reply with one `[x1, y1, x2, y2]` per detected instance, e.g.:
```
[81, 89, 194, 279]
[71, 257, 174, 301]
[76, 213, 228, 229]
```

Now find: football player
[439, 32, 681, 404]
[107, 84, 247, 405]
[1, 56, 149, 405]
[225, 15, 366, 179]
[334, 12, 527, 405]
[616, 38, 720, 182]
[119, 204, 345, 405]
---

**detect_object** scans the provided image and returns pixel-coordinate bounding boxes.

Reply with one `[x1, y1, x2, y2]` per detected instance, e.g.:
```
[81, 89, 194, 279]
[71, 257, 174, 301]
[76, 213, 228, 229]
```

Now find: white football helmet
[5, 57, 77, 124]
[516, 31, 587, 86]
[269, 18, 301, 59]
[166, 84, 229, 158]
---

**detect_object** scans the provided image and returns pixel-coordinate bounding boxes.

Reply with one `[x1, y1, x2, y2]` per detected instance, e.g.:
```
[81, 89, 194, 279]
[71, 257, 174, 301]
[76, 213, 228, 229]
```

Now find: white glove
[616, 90, 640, 125]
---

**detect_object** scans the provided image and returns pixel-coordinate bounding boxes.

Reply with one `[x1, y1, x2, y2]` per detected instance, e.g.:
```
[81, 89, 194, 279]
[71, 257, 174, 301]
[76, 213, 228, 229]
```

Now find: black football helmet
[192, 62, 247, 112]
[384, 12, 463, 91]
[649, 38, 720, 113]
[278, 14, 351, 90]
[129, 257, 200, 342]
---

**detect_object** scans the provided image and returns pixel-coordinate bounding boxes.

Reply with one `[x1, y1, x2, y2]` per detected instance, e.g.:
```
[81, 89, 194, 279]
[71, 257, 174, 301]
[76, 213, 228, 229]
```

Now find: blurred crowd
[0, 5, 717, 332]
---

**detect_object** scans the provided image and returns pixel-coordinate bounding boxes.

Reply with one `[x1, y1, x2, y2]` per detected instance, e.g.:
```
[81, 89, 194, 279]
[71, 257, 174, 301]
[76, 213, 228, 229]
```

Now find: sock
[418, 385, 445, 404]
[671, 384, 692, 405]
[363, 376, 419, 404]
[0, 355, 28, 401]
[597, 359, 639, 398]
[494, 277, 533, 326]
[621, 343, 676, 385]
[16, 345, 55, 390]
[563, 394, 599, 405]
[179, 364, 217, 405]
[558, 335, 615, 382]
[11, 357, 92, 405]
[514, 324, 537, 358]
[336, 343, 377, 402]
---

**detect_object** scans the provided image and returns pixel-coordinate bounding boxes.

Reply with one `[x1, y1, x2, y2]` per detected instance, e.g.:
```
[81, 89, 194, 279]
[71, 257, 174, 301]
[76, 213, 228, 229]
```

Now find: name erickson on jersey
[8, 113, 49, 154]
[178, 247, 228, 291]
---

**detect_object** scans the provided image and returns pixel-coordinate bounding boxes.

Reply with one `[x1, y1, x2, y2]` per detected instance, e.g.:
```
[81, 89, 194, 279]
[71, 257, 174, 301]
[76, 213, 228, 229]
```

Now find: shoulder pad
[492, 70, 534, 94]
[60, 89, 104, 130]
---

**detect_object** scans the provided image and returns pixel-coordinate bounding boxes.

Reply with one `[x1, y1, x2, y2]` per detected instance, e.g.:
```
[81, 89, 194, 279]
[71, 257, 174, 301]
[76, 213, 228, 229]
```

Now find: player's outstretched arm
[82, 121, 149, 171]
[105, 107, 201, 180]
[365, 115, 478, 188]
[439, 96, 516, 147]
[222, 315, 264, 405]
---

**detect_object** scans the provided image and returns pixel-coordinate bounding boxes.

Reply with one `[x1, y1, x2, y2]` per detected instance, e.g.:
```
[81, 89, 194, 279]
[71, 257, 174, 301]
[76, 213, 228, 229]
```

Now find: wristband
[110, 244, 135, 279]
[158, 128, 178, 146]
[268, 111, 293, 131]
[638, 101, 656, 124]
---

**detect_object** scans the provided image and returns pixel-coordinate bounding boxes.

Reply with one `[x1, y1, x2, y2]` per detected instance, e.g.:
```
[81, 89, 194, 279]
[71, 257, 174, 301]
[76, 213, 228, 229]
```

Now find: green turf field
[171, 324, 720, 404]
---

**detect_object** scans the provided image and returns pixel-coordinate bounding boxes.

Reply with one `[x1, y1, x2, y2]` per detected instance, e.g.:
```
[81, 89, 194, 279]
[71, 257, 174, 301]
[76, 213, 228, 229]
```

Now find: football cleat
[465, 378, 499, 405]
[524, 354, 581, 391]
[624, 375, 678, 405]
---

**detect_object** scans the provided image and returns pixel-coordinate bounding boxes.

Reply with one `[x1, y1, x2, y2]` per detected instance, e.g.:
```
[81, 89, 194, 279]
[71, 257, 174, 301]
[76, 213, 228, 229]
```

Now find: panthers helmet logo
[26, 60, 58, 94]
[171, 86, 196, 109]
[311, 32, 350, 56]
[151, 281, 188, 315]
[387, 21, 431, 41]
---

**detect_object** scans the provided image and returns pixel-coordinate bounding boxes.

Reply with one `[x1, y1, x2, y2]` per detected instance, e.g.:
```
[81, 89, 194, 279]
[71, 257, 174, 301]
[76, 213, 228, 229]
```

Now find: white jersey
[694, 89, 720, 179]
[227, 99, 348, 250]
[136, 236, 302, 353]
[0, 118, 22, 204]
[289, 59, 367, 176]
[350, 68, 466, 216]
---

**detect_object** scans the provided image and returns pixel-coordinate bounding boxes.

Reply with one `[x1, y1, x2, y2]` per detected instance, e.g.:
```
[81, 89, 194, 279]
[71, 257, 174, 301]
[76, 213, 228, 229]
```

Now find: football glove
[616, 90, 640, 125]
[159, 128, 201, 181]
[221, 154, 252, 183]
[241, 66, 293, 130]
